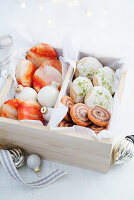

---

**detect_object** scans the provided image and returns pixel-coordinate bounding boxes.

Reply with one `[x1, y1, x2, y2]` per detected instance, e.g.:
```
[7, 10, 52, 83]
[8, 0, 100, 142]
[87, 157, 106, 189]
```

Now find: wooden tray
[0, 51, 127, 173]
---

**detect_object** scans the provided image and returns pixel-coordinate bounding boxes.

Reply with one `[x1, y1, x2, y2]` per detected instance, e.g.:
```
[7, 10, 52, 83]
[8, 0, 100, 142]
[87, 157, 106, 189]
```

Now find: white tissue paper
[0, 31, 127, 139]
[50, 38, 128, 140]
[0, 31, 73, 126]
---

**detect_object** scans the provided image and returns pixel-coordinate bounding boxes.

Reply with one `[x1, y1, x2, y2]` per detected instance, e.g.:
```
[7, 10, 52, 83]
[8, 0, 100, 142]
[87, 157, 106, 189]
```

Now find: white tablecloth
[0, 0, 134, 199]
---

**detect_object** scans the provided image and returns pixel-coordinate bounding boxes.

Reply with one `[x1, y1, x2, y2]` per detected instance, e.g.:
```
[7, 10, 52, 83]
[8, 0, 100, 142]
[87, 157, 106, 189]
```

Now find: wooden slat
[0, 117, 112, 173]
[0, 54, 127, 173]
[117, 70, 127, 103]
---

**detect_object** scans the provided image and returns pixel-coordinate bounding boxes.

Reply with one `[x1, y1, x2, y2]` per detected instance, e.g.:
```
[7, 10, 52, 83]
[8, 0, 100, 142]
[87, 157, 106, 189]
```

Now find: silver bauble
[113, 135, 134, 165]
[9, 148, 25, 169]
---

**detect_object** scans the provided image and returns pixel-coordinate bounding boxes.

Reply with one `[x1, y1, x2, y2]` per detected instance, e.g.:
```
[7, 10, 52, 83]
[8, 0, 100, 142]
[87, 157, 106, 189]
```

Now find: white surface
[0, 0, 134, 199]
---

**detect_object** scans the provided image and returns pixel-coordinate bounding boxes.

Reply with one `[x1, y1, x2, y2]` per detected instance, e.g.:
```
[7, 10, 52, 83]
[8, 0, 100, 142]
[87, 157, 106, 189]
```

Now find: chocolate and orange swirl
[58, 119, 74, 127]
[89, 124, 106, 134]
[88, 105, 110, 126]
[70, 103, 92, 126]
[61, 96, 74, 121]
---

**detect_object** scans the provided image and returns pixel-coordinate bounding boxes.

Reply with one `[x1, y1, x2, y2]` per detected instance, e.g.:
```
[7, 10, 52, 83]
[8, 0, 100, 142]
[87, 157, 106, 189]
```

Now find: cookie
[61, 96, 74, 112]
[18, 100, 44, 123]
[43, 60, 62, 74]
[87, 105, 111, 126]
[58, 119, 74, 127]
[33, 65, 62, 92]
[64, 113, 72, 121]
[84, 86, 113, 111]
[70, 103, 92, 127]
[27, 43, 57, 68]
[70, 77, 93, 103]
[88, 124, 106, 134]
[61, 96, 74, 122]
[15, 60, 36, 87]
[1, 99, 22, 120]
[93, 66, 118, 95]
[75, 57, 103, 80]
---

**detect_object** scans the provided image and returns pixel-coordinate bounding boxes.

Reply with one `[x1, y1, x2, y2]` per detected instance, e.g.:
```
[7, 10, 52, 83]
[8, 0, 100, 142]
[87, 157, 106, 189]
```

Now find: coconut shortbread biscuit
[70, 77, 93, 103]
[93, 66, 118, 95]
[75, 57, 103, 80]
[84, 86, 113, 111]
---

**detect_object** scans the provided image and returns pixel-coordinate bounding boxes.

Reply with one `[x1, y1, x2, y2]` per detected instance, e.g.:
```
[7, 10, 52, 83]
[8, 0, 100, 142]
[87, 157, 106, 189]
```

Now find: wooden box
[0, 49, 127, 173]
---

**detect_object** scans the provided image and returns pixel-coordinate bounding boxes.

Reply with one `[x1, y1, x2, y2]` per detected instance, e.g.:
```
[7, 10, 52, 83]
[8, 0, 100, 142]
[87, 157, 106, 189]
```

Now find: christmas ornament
[0, 149, 66, 188]
[27, 154, 41, 173]
[113, 135, 134, 165]
[38, 81, 60, 107]
[8, 148, 25, 169]
[15, 85, 38, 101]
[41, 107, 53, 121]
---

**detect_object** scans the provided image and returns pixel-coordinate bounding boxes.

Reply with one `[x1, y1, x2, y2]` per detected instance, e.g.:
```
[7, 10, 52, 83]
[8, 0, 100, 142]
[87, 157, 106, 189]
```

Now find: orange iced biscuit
[33, 65, 62, 93]
[43, 60, 62, 74]
[1, 99, 22, 120]
[18, 100, 44, 123]
[16, 60, 36, 87]
[27, 43, 57, 68]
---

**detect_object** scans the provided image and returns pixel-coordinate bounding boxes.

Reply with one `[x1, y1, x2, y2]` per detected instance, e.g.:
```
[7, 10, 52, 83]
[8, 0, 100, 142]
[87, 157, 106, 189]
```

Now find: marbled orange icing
[1, 99, 22, 120]
[43, 60, 62, 74]
[33, 65, 62, 93]
[18, 99, 44, 123]
[16, 60, 36, 87]
[27, 43, 57, 68]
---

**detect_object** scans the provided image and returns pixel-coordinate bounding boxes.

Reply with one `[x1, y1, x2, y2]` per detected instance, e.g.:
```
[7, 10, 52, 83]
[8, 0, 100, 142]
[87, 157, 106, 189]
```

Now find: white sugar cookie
[93, 66, 118, 95]
[84, 86, 113, 111]
[70, 77, 93, 103]
[75, 57, 103, 80]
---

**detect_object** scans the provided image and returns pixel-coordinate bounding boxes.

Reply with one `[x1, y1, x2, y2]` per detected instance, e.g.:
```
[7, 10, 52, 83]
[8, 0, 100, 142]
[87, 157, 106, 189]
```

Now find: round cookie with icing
[75, 57, 103, 80]
[84, 86, 113, 111]
[70, 77, 93, 103]
[93, 66, 118, 95]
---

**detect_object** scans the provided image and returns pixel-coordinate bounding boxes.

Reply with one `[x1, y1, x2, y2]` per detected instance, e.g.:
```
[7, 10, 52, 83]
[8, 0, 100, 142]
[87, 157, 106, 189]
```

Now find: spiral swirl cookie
[61, 96, 74, 113]
[88, 105, 111, 126]
[88, 124, 106, 134]
[58, 119, 74, 127]
[61, 96, 74, 121]
[75, 57, 103, 80]
[93, 66, 118, 95]
[70, 103, 92, 126]
[84, 86, 113, 111]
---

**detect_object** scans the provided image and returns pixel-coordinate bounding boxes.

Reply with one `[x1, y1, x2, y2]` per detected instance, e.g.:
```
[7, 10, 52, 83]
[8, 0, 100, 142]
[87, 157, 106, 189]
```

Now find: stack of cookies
[58, 56, 118, 134]
[59, 96, 110, 134]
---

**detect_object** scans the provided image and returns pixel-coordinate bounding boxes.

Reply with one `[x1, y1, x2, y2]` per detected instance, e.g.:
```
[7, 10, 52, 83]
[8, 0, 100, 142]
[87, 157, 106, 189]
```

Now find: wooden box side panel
[0, 118, 112, 173]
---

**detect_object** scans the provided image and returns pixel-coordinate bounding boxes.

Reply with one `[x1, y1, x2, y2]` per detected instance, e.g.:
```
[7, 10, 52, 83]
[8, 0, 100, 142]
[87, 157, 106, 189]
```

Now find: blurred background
[1, 0, 134, 58]
[0, 1, 134, 199]
[1, 0, 134, 133]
